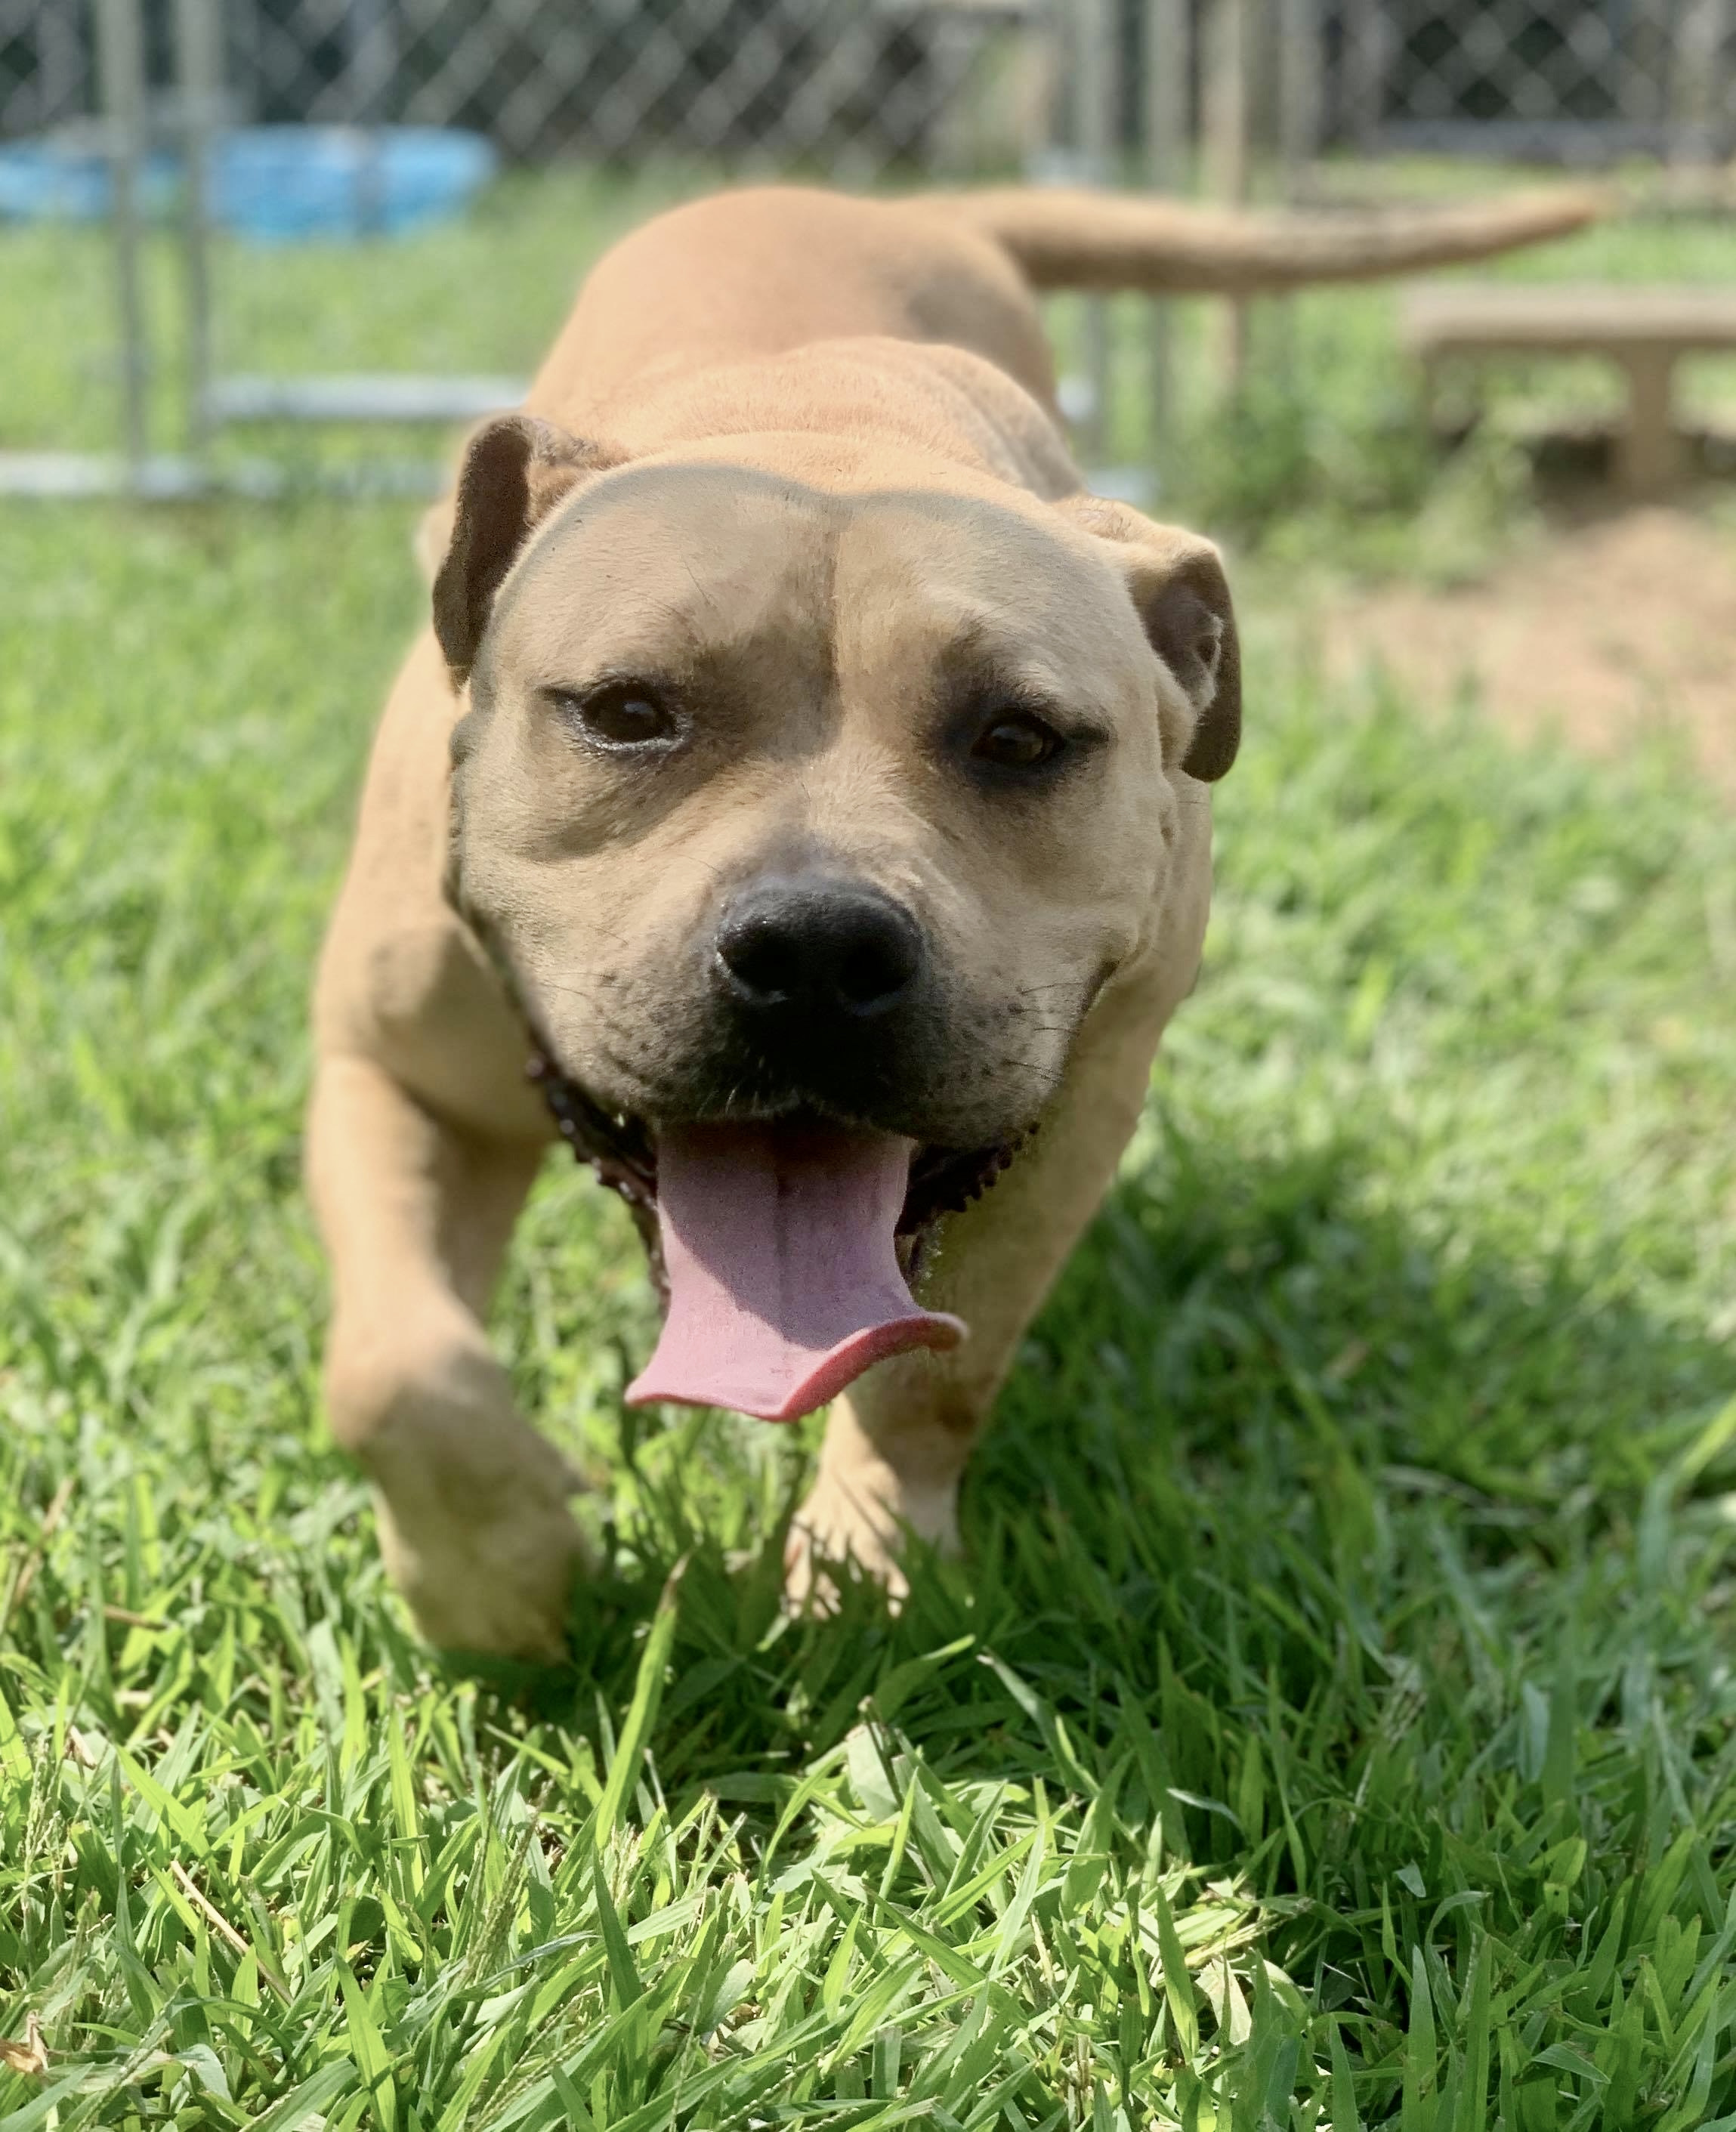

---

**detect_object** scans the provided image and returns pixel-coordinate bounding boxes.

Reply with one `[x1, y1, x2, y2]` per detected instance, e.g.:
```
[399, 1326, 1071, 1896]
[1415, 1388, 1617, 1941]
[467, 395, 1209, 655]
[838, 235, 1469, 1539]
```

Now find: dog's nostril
[715, 881, 922, 1016]
[837, 935, 915, 1007]
[720, 920, 805, 1003]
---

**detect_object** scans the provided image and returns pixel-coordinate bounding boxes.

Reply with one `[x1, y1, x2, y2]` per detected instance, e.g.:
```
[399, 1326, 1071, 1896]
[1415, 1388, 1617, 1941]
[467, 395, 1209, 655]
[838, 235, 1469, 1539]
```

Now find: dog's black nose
[715, 878, 922, 1019]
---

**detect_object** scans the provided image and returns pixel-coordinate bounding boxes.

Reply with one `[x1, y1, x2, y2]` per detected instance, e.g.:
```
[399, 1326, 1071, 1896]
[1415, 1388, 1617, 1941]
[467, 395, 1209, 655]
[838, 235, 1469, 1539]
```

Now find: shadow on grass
[982, 1117, 1731, 1572]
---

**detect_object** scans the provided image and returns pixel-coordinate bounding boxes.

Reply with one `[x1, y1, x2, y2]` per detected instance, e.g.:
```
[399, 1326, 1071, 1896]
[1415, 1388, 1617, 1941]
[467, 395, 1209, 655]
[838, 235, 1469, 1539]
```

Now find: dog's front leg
[307, 1052, 583, 1658]
[786, 964, 1191, 1608]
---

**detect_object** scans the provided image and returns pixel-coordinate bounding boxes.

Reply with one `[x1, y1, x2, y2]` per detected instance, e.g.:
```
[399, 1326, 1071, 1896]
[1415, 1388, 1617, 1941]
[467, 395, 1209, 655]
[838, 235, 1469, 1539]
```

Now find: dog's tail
[946, 186, 1605, 295]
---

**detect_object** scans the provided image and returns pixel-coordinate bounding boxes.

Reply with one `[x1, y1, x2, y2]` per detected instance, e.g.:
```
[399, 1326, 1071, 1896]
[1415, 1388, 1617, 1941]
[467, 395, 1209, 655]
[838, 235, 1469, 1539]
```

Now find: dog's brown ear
[1136, 539, 1240, 782]
[433, 415, 623, 683]
[1061, 497, 1241, 783]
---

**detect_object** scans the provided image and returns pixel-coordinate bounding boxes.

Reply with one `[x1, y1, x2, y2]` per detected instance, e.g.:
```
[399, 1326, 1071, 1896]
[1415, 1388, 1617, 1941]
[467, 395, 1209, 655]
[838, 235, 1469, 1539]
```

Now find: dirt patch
[1323, 504, 1736, 799]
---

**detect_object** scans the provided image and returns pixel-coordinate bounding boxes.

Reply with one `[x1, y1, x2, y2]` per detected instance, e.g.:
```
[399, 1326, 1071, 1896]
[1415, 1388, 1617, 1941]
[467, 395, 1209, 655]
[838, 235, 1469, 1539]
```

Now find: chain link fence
[1, 4, 80, 138]
[1322, 0, 1736, 164]
[226, 0, 1032, 171]
[7, 0, 1734, 170]
[4, 0, 1732, 492]
[0, 0, 1073, 490]
[1, 0, 1049, 172]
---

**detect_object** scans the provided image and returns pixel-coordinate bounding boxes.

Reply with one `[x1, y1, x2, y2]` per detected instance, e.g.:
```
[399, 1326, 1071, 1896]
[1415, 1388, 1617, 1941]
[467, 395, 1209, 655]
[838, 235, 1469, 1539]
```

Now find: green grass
[5, 170, 1736, 2127]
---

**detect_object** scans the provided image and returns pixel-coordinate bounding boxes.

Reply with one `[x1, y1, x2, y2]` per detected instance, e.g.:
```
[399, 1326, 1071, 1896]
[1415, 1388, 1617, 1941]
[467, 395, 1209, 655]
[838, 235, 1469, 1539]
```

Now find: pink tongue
[625, 1121, 965, 1422]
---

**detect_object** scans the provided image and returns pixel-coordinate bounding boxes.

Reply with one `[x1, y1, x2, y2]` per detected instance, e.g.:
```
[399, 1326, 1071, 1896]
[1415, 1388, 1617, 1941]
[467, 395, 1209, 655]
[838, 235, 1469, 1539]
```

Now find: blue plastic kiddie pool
[0, 139, 175, 219]
[212, 126, 498, 239]
[0, 125, 497, 240]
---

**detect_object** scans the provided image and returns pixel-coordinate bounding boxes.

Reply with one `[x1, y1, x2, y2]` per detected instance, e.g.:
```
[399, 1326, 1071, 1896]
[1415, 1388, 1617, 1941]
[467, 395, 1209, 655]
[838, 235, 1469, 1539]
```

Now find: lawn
[4, 171, 1736, 2130]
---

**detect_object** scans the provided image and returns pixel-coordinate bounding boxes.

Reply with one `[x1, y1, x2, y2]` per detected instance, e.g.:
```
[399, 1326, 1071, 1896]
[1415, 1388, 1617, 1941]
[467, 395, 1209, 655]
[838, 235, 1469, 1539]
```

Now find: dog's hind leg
[307, 1052, 582, 1658]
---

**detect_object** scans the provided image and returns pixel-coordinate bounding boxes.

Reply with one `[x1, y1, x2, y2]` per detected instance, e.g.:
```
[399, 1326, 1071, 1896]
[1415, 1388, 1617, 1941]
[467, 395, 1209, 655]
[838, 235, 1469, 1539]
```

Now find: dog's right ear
[432, 414, 624, 684]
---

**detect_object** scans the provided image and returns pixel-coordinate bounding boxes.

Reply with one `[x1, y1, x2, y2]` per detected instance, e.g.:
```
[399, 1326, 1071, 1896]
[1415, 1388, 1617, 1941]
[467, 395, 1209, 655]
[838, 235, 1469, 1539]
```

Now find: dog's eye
[972, 712, 1064, 771]
[556, 682, 678, 749]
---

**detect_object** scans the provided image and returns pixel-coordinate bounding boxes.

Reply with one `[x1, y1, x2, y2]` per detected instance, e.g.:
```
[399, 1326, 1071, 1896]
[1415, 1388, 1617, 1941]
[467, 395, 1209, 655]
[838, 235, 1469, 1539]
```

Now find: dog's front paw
[375, 1469, 587, 1661]
[330, 1328, 588, 1659]
[783, 1464, 958, 1614]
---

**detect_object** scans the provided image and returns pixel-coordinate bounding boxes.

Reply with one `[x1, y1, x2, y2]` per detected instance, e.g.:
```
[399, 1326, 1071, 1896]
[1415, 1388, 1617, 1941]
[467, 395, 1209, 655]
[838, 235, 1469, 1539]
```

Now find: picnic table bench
[1400, 284, 1736, 492]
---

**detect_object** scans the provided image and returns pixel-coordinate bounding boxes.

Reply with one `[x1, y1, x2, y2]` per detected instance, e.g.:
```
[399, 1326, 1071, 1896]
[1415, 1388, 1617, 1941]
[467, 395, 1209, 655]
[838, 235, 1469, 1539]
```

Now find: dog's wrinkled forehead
[480, 459, 1148, 708]
[497, 462, 836, 672]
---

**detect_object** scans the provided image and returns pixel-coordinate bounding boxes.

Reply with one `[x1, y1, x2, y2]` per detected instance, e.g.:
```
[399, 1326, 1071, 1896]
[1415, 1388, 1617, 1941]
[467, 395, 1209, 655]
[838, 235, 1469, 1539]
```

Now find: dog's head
[434, 413, 1238, 1173]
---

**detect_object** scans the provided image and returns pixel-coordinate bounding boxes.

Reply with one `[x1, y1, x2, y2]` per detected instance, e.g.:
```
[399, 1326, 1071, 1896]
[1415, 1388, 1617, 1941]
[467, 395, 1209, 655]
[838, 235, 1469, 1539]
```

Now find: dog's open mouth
[629, 1120, 967, 1420]
[529, 1059, 1024, 1422]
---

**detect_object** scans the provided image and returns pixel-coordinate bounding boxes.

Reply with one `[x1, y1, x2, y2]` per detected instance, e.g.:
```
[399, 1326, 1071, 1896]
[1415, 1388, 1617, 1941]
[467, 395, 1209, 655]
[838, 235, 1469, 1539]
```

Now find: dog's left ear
[433, 414, 626, 684]
[1059, 496, 1241, 783]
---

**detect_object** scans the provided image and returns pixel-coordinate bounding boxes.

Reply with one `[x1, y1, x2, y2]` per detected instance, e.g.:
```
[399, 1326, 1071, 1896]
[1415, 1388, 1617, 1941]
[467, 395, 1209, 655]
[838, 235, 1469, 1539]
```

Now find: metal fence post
[348, 0, 396, 122]
[1342, 0, 1384, 155]
[1277, 0, 1321, 199]
[1670, 0, 1731, 165]
[39, 0, 84, 123]
[1074, 0, 1117, 465]
[1629, 0, 1671, 133]
[1264, 0, 1317, 389]
[175, 0, 222, 459]
[94, 0, 150, 481]
[1203, 0, 1250, 394]
[1145, 0, 1189, 463]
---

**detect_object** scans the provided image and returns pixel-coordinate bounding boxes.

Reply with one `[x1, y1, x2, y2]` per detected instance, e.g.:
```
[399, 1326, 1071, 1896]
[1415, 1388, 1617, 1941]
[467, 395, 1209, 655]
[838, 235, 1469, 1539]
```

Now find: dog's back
[528, 181, 1603, 441]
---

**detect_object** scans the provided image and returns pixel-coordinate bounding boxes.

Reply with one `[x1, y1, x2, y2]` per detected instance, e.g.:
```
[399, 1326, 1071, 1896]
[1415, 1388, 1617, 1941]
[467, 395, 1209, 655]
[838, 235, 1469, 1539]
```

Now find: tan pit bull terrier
[308, 181, 1598, 1655]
